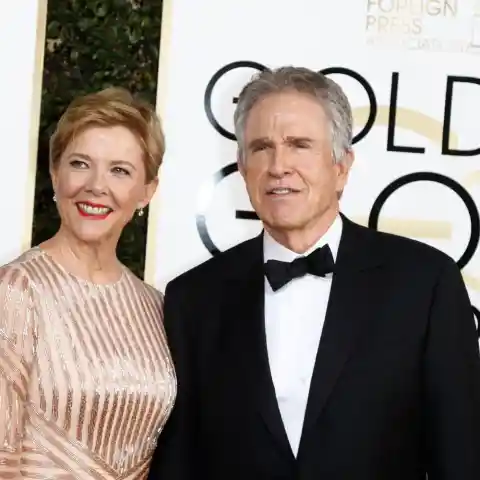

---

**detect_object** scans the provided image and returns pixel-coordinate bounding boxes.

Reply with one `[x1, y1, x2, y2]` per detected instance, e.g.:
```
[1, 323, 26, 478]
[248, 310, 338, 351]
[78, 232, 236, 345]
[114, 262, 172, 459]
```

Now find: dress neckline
[34, 246, 127, 288]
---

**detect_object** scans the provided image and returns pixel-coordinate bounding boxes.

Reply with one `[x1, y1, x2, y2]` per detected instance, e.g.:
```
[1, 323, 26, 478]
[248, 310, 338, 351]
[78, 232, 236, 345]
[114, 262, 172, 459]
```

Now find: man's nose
[268, 147, 292, 177]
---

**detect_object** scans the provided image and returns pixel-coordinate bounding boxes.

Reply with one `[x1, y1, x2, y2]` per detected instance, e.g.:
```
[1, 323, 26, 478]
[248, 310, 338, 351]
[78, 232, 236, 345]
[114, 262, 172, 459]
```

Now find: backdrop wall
[0, 0, 478, 329]
[0, 1, 47, 264]
[146, 0, 480, 327]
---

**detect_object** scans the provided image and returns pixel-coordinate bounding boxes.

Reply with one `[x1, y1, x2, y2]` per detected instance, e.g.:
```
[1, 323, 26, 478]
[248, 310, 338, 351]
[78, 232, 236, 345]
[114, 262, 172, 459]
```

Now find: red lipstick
[76, 201, 112, 220]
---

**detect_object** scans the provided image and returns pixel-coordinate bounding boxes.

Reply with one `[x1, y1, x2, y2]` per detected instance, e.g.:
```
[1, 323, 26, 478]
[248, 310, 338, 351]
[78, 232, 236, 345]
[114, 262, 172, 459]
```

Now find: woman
[0, 87, 176, 479]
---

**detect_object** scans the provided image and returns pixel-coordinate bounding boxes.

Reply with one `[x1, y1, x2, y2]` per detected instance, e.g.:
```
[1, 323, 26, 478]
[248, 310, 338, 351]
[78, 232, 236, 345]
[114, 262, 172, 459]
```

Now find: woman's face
[51, 125, 157, 246]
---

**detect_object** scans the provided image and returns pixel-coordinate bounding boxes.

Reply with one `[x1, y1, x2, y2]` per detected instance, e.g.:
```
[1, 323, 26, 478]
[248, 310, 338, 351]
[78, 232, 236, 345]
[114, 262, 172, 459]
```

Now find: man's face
[239, 91, 353, 244]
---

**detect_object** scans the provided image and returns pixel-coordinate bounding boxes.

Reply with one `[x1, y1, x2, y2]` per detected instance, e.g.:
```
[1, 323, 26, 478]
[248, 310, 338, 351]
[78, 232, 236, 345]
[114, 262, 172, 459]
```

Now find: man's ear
[237, 151, 246, 179]
[341, 149, 354, 171]
[335, 149, 354, 193]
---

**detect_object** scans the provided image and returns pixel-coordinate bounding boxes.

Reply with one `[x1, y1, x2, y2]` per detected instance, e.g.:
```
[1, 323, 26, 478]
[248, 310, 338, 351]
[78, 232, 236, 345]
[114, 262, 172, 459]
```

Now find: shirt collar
[263, 214, 343, 263]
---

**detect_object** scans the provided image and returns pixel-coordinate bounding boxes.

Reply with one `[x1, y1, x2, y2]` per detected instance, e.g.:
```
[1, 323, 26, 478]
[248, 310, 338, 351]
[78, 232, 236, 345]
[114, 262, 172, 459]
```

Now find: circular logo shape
[204, 60, 267, 140]
[196, 163, 239, 255]
[319, 66, 377, 145]
[368, 172, 480, 269]
[472, 306, 480, 338]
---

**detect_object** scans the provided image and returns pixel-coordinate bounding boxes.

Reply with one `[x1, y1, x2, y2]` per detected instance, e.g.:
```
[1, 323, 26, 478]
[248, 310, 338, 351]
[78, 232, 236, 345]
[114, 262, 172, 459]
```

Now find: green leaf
[33, 0, 163, 279]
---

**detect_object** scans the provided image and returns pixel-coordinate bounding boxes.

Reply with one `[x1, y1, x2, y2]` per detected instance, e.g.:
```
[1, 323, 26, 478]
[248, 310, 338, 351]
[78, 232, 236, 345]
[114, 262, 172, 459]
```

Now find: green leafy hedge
[32, 0, 163, 278]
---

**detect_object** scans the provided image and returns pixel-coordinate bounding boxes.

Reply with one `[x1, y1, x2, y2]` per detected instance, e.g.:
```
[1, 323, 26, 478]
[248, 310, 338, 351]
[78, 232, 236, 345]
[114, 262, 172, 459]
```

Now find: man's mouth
[267, 187, 301, 196]
[76, 202, 113, 218]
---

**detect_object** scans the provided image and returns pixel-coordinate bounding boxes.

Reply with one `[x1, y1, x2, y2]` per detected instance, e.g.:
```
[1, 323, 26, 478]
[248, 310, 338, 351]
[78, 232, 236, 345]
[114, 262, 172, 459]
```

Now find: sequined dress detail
[0, 248, 176, 479]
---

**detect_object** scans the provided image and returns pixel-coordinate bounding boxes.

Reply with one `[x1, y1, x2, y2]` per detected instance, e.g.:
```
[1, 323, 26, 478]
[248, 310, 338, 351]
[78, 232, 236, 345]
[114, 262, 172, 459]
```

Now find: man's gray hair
[233, 66, 353, 163]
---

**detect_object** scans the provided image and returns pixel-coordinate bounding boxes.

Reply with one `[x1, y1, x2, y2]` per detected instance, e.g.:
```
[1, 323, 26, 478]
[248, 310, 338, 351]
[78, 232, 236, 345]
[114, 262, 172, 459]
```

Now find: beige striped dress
[0, 247, 176, 479]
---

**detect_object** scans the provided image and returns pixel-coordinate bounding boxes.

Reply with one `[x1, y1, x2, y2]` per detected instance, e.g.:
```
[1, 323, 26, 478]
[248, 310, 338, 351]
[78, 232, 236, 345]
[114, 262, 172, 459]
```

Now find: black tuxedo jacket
[148, 217, 480, 480]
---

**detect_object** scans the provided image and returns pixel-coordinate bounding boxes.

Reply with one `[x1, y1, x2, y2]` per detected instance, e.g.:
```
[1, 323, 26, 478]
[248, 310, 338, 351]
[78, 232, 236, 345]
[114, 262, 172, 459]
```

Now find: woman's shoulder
[0, 248, 44, 302]
[123, 268, 164, 305]
[0, 247, 54, 284]
[0, 248, 42, 281]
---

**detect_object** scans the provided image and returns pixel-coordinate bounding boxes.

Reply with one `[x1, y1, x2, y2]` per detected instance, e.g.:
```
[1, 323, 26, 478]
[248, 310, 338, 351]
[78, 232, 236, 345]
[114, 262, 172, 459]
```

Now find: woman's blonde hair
[50, 87, 165, 183]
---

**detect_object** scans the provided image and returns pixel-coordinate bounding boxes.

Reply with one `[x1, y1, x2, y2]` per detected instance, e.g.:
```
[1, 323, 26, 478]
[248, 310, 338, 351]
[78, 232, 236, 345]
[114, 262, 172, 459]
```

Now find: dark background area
[32, 0, 163, 278]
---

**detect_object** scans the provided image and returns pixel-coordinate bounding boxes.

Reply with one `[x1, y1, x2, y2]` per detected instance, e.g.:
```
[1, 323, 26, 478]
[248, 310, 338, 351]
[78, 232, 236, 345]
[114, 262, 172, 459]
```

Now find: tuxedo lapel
[298, 216, 384, 453]
[221, 236, 294, 459]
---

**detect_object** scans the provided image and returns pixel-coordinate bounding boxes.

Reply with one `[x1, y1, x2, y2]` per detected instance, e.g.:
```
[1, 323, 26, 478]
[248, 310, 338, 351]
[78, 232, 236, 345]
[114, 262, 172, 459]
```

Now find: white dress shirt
[263, 215, 343, 456]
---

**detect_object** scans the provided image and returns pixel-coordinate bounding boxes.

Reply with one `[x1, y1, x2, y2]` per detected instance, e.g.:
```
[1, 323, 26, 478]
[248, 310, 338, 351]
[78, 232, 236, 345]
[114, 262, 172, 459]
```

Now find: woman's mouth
[76, 202, 113, 219]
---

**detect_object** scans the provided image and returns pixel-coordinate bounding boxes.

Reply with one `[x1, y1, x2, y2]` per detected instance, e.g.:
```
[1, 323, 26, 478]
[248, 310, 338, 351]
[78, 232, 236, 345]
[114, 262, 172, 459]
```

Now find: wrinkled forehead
[244, 92, 330, 140]
[63, 126, 143, 158]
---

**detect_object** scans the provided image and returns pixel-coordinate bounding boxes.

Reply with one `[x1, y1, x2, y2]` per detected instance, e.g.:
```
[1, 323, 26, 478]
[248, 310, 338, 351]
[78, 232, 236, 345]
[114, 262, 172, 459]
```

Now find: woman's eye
[70, 159, 88, 169]
[112, 167, 130, 176]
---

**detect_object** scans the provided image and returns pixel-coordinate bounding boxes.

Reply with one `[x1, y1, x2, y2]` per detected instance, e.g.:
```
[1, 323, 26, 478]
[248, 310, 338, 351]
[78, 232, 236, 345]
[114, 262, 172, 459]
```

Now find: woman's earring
[137, 208, 144, 217]
[53, 194, 57, 202]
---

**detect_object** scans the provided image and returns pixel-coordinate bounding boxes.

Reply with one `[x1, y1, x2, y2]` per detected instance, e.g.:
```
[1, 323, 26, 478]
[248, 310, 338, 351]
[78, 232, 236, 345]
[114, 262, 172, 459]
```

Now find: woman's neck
[40, 227, 123, 284]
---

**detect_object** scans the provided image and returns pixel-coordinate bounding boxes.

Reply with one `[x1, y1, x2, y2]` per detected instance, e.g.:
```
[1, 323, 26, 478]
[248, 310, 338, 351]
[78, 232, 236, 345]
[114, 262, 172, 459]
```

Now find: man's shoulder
[349, 219, 456, 271]
[166, 235, 260, 293]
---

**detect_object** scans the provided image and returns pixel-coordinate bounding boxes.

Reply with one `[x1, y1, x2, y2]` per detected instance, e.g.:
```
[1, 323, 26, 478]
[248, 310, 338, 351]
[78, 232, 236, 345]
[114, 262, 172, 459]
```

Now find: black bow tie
[264, 244, 335, 292]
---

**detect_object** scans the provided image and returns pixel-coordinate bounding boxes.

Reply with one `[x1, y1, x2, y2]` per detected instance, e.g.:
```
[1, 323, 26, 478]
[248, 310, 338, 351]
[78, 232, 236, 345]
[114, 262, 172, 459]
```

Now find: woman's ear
[50, 166, 58, 193]
[139, 176, 159, 209]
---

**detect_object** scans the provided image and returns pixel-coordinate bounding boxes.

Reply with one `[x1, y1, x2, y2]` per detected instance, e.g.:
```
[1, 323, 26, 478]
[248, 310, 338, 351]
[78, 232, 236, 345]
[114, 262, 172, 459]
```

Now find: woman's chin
[68, 225, 117, 246]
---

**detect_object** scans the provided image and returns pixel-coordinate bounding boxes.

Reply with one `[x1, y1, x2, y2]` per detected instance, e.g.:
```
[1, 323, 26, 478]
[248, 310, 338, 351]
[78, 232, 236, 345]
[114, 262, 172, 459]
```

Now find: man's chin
[262, 217, 304, 232]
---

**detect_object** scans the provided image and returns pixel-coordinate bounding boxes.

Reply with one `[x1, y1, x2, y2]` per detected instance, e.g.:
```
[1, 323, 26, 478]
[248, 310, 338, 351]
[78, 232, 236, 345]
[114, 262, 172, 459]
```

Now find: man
[149, 67, 480, 479]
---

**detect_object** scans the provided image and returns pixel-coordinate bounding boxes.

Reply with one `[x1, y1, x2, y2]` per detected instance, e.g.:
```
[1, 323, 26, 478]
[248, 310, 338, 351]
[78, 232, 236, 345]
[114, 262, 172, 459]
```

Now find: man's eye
[253, 144, 268, 152]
